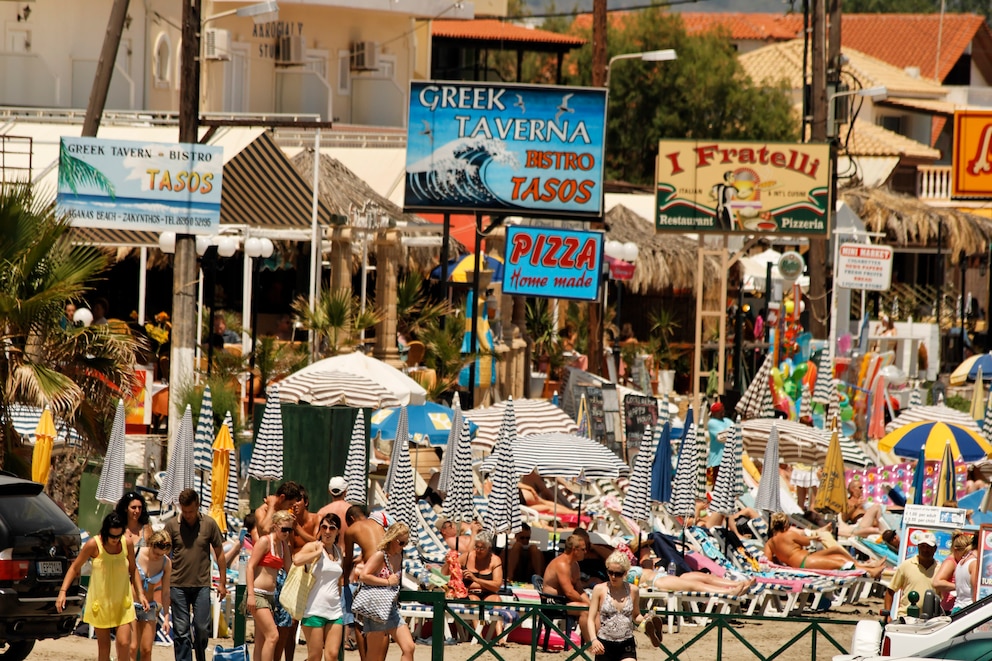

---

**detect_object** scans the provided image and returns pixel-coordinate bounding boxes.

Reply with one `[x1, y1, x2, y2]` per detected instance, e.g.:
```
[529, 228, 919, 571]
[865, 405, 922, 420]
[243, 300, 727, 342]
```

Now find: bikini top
[137, 553, 166, 591]
[260, 535, 285, 570]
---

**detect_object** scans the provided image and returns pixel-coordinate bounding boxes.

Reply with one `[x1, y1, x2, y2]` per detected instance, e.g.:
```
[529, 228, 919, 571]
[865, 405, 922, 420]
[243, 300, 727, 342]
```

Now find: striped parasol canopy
[885, 403, 983, 435]
[736, 354, 773, 420]
[95, 400, 127, 504]
[12, 403, 81, 446]
[466, 398, 578, 450]
[482, 399, 522, 535]
[160, 405, 195, 506]
[967, 353, 992, 382]
[248, 384, 285, 483]
[622, 425, 656, 523]
[827, 378, 840, 420]
[813, 350, 833, 404]
[479, 432, 630, 480]
[194, 385, 214, 474]
[441, 417, 477, 525]
[668, 413, 701, 518]
[384, 407, 417, 529]
[437, 393, 462, 497]
[719, 418, 873, 467]
[754, 423, 783, 513]
[908, 381, 923, 409]
[343, 409, 368, 505]
[279, 370, 402, 409]
[711, 417, 744, 515]
[983, 390, 992, 444]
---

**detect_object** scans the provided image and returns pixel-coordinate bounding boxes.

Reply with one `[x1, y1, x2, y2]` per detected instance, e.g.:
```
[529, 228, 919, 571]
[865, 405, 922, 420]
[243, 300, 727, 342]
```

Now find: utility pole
[170, 0, 202, 445]
[82, 0, 130, 136]
[588, 0, 607, 375]
[807, 0, 829, 338]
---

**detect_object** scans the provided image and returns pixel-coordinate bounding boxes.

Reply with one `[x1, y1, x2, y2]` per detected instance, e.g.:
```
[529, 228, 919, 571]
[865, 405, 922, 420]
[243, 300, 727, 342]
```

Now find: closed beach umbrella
[482, 399, 522, 535]
[384, 407, 417, 529]
[737, 354, 772, 420]
[828, 378, 841, 420]
[650, 421, 674, 504]
[711, 418, 744, 515]
[209, 412, 235, 533]
[160, 405, 195, 506]
[668, 413, 701, 518]
[814, 428, 847, 514]
[799, 383, 813, 422]
[622, 425, 655, 524]
[983, 391, 992, 443]
[813, 351, 833, 405]
[95, 400, 126, 504]
[343, 409, 368, 505]
[908, 382, 923, 409]
[441, 418, 477, 526]
[974, 369, 987, 422]
[31, 407, 57, 486]
[222, 413, 240, 514]
[437, 393, 462, 496]
[934, 442, 958, 507]
[879, 420, 992, 462]
[912, 445, 927, 506]
[754, 423, 783, 513]
[248, 384, 284, 484]
[194, 385, 214, 474]
[868, 377, 887, 441]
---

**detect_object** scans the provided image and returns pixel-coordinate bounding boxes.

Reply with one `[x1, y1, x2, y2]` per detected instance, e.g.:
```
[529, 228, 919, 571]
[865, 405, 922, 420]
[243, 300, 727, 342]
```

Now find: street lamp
[206, 1, 279, 23]
[605, 49, 677, 88]
[828, 85, 887, 138]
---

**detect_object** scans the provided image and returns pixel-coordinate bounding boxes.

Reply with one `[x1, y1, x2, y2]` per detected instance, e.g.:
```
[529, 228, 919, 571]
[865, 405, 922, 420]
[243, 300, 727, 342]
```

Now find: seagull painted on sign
[420, 119, 432, 136]
[554, 93, 574, 123]
[513, 94, 526, 114]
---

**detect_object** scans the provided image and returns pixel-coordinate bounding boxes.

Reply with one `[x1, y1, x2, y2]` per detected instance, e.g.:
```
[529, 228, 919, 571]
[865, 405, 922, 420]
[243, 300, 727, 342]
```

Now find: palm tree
[0, 182, 141, 478]
[292, 288, 381, 357]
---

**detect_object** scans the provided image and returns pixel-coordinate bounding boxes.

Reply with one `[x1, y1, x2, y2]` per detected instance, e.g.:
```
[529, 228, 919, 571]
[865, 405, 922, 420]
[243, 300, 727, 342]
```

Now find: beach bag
[213, 644, 249, 661]
[649, 533, 692, 576]
[278, 557, 318, 620]
[352, 555, 399, 622]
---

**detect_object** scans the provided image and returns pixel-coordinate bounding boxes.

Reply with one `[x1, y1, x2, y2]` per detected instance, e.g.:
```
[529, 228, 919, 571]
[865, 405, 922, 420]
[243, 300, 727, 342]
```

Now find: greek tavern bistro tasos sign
[655, 140, 830, 235]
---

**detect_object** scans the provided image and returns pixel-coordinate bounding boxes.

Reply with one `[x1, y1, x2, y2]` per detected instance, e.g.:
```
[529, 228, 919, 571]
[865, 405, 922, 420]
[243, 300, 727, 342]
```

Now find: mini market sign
[503, 226, 603, 301]
[655, 140, 830, 235]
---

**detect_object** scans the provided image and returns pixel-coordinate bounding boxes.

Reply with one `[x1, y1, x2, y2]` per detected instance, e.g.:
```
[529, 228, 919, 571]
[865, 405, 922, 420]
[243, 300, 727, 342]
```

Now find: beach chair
[532, 574, 581, 653]
[413, 501, 450, 564]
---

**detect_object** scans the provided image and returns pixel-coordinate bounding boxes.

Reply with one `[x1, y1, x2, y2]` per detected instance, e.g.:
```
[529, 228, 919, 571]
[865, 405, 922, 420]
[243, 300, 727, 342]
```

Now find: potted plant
[648, 308, 681, 395]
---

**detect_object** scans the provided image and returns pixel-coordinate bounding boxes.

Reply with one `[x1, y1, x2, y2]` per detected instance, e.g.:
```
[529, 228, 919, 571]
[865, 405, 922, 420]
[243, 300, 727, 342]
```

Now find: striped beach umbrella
[437, 393, 462, 497]
[885, 403, 982, 435]
[478, 432, 630, 480]
[658, 392, 670, 427]
[221, 412, 240, 514]
[441, 417, 477, 525]
[343, 409, 368, 505]
[908, 381, 923, 409]
[800, 383, 813, 422]
[720, 418, 873, 467]
[982, 390, 992, 443]
[278, 369, 402, 409]
[384, 407, 417, 528]
[828, 378, 841, 420]
[194, 385, 214, 474]
[465, 398, 578, 450]
[482, 399, 522, 535]
[248, 384, 284, 483]
[934, 441, 958, 507]
[737, 354, 773, 420]
[13, 404, 81, 446]
[974, 369, 987, 422]
[754, 423, 783, 513]
[813, 351, 833, 404]
[711, 417, 744, 515]
[668, 411, 701, 518]
[95, 400, 127, 504]
[879, 420, 992, 462]
[622, 425, 655, 524]
[160, 405, 195, 506]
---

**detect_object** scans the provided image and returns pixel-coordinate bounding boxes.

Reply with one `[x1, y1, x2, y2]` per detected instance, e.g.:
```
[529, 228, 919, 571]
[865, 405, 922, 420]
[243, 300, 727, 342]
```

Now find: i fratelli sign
[404, 81, 607, 218]
[57, 137, 222, 234]
[655, 140, 830, 235]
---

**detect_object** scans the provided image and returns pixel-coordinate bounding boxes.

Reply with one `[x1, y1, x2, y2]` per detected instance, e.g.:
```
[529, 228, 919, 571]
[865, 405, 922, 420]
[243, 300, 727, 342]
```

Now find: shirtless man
[436, 517, 481, 551]
[290, 487, 319, 554]
[343, 505, 387, 661]
[252, 481, 302, 542]
[316, 476, 352, 552]
[844, 479, 884, 536]
[764, 512, 884, 578]
[542, 534, 591, 641]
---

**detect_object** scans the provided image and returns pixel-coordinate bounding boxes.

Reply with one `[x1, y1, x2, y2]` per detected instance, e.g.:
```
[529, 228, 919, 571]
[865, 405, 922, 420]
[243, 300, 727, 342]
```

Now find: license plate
[37, 561, 62, 577]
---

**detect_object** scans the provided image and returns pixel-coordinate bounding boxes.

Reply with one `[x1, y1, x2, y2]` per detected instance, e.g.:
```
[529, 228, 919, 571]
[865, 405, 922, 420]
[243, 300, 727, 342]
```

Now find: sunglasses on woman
[320, 525, 338, 532]
[153, 542, 171, 550]
[280, 527, 294, 533]
[606, 570, 626, 578]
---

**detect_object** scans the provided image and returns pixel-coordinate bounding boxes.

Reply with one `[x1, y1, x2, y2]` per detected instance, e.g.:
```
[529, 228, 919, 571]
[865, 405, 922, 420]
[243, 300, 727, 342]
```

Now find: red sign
[606, 255, 635, 281]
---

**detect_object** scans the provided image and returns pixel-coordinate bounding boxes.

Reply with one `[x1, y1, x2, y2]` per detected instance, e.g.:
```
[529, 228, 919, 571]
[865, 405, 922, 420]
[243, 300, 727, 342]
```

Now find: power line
[523, 0, 703, 20]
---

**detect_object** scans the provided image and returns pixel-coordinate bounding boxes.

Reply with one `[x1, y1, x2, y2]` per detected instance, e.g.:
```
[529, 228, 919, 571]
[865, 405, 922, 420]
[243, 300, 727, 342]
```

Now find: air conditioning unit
[278, 35, 305, 64]
[350, 41, 378, 71]
[204, 28, 231, 61]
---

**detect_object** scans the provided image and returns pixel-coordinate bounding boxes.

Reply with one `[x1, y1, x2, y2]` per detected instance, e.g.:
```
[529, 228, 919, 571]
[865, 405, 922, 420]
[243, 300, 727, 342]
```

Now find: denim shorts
[135, 601, 160, 623]
[361, 605, 401, 633]
[342, 583, 358, 626]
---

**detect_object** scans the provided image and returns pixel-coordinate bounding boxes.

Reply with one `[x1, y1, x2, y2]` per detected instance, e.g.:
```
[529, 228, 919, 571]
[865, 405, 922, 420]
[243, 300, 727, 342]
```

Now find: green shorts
[301, 615, 343, 628]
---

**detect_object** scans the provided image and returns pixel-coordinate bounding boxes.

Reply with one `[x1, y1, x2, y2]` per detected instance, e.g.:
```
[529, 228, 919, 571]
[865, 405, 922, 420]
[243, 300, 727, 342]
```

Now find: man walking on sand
[166, 489, 226, 661]
[343, 505, 388, 660]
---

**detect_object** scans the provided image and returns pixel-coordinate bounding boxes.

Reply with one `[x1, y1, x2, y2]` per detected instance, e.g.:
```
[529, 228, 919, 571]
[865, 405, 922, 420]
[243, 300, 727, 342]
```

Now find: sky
[522, 0, 793, 14]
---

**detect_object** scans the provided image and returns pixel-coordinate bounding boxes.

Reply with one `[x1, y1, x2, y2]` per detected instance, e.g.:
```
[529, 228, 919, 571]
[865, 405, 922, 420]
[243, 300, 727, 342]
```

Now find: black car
[0, 473, 83, 659]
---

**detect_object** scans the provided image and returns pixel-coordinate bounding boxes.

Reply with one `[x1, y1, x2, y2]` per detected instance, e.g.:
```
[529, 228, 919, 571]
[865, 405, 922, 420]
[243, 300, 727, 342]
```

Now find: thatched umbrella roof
[604, 204, 722, 294]
[842, 186, 992, 260]
[290, 149, 465, 273]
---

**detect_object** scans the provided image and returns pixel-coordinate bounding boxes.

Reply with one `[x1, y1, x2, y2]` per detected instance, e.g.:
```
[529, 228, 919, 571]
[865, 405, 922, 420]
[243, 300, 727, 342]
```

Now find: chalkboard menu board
[576, 385, 619, 455]
[624, 394, 658, 453]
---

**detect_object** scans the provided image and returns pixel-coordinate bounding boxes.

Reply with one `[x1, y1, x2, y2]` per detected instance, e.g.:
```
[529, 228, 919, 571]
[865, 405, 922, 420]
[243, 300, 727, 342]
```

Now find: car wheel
[0, 641, 35, 661]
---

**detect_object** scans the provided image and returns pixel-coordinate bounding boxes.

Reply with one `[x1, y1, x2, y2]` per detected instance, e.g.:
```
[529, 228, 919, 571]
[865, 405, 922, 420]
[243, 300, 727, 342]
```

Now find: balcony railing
[917, 165, 952, 200]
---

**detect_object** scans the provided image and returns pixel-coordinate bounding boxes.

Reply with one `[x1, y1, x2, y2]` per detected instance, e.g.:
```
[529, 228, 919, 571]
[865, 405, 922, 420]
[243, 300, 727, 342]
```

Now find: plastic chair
[531, 574, 578, 652]
[406, 341, 425, 367]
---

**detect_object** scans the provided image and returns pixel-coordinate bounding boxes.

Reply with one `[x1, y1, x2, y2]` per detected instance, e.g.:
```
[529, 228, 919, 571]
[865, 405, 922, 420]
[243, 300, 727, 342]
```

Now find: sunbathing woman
[765, 512, 885, 578]
[640, 566, 755, 596]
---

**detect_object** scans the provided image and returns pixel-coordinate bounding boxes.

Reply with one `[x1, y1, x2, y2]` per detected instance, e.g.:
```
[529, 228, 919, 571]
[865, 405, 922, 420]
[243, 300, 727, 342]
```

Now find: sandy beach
[26, 597, 878, 661]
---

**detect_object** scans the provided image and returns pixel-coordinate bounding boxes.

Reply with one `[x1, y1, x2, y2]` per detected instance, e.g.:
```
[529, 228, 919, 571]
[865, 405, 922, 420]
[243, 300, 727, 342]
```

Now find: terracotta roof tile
[679, 12, 802, 41]
[433, 19, 585, 46]
[842, 119, 940, 160]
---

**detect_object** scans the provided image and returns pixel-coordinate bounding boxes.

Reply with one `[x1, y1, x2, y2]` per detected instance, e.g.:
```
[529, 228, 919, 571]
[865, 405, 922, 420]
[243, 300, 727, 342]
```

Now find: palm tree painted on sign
[58, 141, 116, 198]
[0, 182, 140, 478]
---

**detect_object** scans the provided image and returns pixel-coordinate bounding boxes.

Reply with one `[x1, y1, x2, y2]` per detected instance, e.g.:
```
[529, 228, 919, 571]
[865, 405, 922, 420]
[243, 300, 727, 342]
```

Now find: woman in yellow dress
[57, 512, 148, 661]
